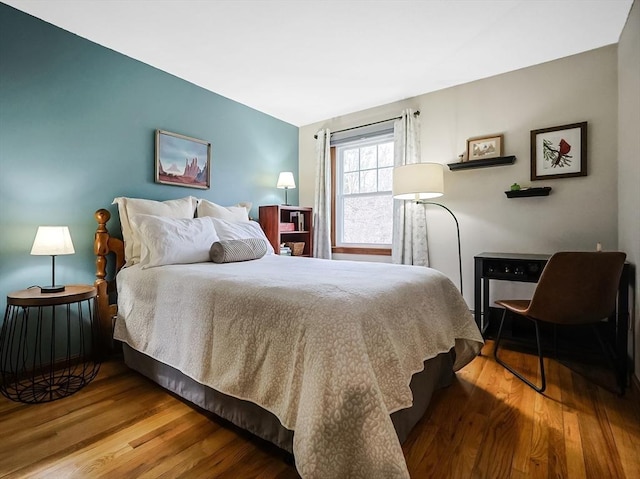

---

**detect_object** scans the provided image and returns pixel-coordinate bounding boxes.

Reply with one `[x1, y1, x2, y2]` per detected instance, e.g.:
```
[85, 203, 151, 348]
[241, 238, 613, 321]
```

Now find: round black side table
[0, 285, 101, 403]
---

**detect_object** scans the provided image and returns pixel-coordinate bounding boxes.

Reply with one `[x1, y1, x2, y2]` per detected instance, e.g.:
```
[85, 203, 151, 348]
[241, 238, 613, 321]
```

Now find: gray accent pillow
[209, 238, 268, 263]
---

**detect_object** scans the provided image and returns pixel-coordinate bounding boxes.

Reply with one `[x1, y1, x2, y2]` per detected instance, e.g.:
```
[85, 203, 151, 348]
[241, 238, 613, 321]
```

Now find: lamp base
[41, 285, 65, 293]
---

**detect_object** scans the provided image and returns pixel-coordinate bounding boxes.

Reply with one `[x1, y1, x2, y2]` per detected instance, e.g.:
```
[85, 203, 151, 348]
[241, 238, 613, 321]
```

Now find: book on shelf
[289, 212, 305, 231]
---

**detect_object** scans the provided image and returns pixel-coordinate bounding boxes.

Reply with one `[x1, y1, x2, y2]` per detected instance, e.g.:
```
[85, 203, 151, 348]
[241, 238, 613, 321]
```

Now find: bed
[92, 201, 483, 479]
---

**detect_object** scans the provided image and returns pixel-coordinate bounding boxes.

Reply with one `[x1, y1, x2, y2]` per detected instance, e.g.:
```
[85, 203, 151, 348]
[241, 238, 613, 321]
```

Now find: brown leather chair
[493, 251, 626, 393]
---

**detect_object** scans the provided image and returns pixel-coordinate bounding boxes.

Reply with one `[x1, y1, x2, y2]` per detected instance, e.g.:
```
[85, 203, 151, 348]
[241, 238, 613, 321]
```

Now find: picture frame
[155, 129, 211, 189]
[530, 122, 587, 181]
[466, 134, 503, 161]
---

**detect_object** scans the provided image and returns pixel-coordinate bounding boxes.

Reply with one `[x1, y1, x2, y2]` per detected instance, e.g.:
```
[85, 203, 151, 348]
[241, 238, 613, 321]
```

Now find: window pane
[360, 170, 377, 193]
[360, 145, 377, 170]
[343, 149, 359, 172]
[343, 172, 359, 194]
[378, 167, 393, 192]
[378, 142, 394, 167]
[342, 194, 393, 244]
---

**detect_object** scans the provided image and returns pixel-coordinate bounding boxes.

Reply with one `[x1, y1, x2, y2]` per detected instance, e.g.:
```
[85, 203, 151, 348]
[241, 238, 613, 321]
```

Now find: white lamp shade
[30, 226, 75, 256]
[393, 163, 444, 200]
[276, 171, 296, 189]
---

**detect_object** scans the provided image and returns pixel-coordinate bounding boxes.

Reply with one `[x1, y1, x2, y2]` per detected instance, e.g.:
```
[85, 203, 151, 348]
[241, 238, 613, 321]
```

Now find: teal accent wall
[0, 5, 299, 312]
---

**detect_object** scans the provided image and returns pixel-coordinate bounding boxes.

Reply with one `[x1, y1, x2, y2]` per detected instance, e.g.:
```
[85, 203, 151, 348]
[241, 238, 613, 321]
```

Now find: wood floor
[1, 341, 639, 478]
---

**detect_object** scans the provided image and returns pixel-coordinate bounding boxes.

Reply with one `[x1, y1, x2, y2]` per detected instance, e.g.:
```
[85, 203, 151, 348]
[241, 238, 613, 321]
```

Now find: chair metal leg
[494, 309, 547, 393]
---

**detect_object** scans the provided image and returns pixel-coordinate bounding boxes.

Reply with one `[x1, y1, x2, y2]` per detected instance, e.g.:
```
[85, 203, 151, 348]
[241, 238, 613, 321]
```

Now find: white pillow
[113, 196, 197, 265]
[130, 214, 219, 269]
[196, 199, 251, 222]
[211, 218, 274, 254]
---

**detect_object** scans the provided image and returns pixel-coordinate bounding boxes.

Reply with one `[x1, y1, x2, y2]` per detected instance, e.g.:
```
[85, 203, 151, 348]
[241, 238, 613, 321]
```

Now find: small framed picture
[155, 129, 211, 189]
[466, 134, 503, 161]
[530, 122, 587, 181]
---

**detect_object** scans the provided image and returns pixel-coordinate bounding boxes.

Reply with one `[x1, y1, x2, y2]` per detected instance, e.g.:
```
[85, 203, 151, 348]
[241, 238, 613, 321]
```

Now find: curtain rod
[313, 110, 420, 139]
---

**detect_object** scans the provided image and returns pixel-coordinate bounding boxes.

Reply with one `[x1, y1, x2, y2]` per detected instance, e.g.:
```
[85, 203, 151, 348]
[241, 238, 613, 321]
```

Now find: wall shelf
[447, 155, 516, 171]
[505, 187, 552, 198]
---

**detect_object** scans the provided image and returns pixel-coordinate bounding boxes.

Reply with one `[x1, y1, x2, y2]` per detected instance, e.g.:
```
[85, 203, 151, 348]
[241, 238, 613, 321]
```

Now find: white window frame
[334, 132, 394, 249]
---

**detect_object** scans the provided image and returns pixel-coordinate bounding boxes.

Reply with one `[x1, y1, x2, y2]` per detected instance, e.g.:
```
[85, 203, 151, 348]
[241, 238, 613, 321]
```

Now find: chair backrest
[526, 251, 626, 325]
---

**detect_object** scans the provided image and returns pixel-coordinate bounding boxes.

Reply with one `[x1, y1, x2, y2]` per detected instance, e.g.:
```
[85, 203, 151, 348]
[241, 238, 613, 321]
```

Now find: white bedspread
[114, 255, 483, 478]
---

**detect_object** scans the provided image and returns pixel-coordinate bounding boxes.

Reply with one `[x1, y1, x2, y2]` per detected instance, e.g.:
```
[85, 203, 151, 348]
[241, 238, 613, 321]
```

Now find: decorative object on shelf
[285, 242, 305, 256]
[466, 134, 503, 162]
[504, 187, 552, 198]
[30, 226, 75, 293]
[276, 171, 296, 205]
[392, 163, 463, 294]
[531, 122, 587, 181]
[447, 155, 516, 171]
[510, 183, 521, 191]
[155, 129, 211, 189]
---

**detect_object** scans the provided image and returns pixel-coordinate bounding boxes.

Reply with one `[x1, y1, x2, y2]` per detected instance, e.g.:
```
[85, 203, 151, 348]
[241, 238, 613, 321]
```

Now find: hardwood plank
[571, 372, 626, 479]
[471, 347, 520, 478]
[1, 346, 639, 479]
[508, 347, 537, 476]
[13, 402, 193, 478]
[562, 409, 587, 479]
[138, 427, 240, 479]
[92, 414, 217, 478]
[598, 386, 640, 479]
[541, 356, 567, 479]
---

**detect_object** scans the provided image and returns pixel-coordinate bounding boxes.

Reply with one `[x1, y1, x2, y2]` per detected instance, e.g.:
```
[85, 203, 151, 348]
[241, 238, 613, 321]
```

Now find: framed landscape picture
[531, 122, 587, 181]
[155, 129, 211, 189]
[466, 134, 503, 161]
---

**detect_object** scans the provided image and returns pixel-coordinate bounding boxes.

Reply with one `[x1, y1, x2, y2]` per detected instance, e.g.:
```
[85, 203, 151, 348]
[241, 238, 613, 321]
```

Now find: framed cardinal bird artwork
[530, 122, 587, 180]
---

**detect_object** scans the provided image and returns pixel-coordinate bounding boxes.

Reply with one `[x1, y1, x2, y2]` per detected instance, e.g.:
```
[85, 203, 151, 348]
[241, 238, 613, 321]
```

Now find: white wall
[299, 46, 619, 309]
[617, 0, 640, 383]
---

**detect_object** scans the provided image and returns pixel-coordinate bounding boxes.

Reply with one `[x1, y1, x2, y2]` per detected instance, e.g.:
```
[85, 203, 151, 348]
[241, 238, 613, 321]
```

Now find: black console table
[474, 252, 630, 393]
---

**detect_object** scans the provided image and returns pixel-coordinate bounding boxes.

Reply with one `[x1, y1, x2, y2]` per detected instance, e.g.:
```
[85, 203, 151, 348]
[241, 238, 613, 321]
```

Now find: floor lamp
[392, 163, 463, 295]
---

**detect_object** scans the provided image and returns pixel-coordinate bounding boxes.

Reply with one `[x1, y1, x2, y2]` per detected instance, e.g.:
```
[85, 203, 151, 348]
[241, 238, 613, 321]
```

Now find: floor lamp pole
[418, 201, 463, 295]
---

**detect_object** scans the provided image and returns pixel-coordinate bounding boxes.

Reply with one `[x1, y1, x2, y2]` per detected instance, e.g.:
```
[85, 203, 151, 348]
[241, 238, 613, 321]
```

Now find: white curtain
[313, 129, 332, 259]
[392, 109, 429, 266]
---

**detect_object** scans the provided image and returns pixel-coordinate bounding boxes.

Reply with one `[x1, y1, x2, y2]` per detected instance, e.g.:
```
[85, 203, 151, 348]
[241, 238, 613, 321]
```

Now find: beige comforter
[115, 255, 483, 478]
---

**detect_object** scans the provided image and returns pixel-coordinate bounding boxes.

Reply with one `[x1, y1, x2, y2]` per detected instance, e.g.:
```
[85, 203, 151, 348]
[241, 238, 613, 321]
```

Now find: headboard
[94, 208, 125, 356]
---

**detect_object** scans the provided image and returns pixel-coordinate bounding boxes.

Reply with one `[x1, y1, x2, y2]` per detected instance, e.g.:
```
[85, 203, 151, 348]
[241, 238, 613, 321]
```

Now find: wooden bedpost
[94, 208, 124, 358]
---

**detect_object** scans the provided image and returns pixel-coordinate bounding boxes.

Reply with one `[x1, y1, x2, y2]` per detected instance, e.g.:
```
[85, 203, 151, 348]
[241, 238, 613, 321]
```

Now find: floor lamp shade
[393, 163, 444, 200]
[31, 226, 75, 293]
[392, 162, 463, 294]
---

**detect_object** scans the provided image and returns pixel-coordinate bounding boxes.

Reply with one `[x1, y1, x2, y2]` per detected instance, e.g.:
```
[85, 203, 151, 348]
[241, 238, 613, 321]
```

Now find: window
[332, 132, 394, 254]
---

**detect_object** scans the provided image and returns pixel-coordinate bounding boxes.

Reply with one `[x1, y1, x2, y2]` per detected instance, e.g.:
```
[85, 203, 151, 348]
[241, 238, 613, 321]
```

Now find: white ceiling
[4, 0, 634, 126]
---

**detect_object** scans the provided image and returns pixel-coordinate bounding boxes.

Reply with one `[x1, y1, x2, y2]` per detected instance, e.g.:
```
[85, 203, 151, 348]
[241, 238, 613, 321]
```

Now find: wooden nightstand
[0, 285, 101, 403]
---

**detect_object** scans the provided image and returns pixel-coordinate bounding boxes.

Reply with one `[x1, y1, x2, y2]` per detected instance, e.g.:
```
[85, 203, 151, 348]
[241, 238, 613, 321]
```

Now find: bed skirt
[123, 344, 455, 454]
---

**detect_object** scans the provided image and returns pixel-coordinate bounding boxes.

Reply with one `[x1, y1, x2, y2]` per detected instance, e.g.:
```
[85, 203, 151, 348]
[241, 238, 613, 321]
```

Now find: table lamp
[30, 226, 75, 293]
[277, 171, 296, 205]
[393, 163, 463, 294]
